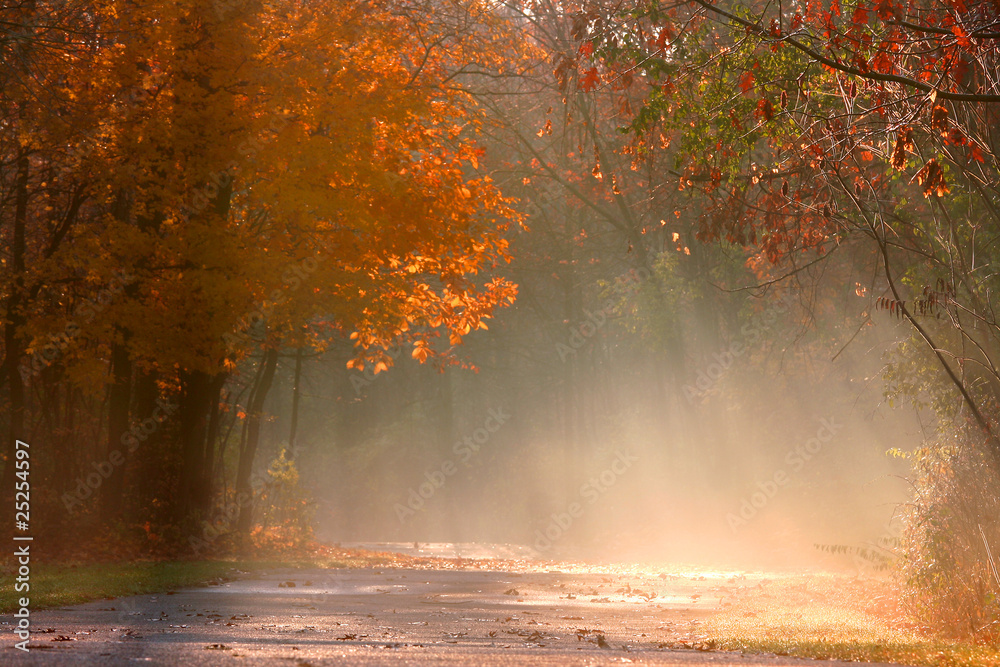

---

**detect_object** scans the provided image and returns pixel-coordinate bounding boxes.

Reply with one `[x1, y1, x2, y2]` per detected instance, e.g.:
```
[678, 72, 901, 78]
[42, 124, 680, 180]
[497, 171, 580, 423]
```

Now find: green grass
[1, 560, 274, 614]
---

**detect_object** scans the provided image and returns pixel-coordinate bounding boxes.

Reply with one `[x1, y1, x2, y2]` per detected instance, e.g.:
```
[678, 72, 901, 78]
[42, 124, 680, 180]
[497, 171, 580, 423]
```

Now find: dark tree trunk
[202, 372, 227, 499]
[101, 341, 132, 522]
[236, 347, 279, 534]
[287, 347, 303, 460]
[176, 370, 214, 524]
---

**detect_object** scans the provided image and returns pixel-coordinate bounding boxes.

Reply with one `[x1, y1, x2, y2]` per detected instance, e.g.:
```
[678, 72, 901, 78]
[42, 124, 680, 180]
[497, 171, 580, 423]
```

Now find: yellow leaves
[15, 0, 519, 388]
[412, 341, 431, 363]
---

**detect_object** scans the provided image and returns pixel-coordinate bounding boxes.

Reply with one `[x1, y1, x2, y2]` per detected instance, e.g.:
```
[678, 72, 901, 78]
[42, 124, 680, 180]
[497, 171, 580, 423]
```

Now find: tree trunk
[101, 341, 132, 522]
[176, 370, 214, 524]
[287, 347, 303, 460]
[202, 372, 227, 499]
[236, 347, 279, 534]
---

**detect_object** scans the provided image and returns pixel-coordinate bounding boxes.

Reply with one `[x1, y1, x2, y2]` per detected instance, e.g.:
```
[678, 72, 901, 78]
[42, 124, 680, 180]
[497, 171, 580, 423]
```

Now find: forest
[2, 0, 1000, 648]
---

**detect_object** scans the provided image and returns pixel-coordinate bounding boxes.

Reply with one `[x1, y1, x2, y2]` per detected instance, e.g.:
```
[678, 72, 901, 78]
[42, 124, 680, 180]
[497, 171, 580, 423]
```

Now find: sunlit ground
[320, 541, 1000, 666]
[6, 540, 1000, 665]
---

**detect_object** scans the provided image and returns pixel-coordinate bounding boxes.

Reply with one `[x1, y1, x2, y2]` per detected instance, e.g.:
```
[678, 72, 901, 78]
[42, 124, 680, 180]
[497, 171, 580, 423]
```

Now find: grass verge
[2, 560, 282, 614]
[0, 544, 446, 614]
[704, 572, 1000, 667]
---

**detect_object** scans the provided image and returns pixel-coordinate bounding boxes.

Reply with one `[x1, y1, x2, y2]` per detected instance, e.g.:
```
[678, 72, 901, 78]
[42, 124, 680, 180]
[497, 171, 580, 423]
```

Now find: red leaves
[729, 109, 743, 130]
[951, 25, 972, 49]
[912, 158, 949, 197]
[930, 105, 949, 134]
[946, 128, 966, 145]
[755, 98, 774, 121]
[580, 67, 600, 92]
[890, 127, 913, 169]
[738, 71, 755, 94]
[654, 25, 674, 51]
[873, 0, 895, 19]
[871, 51, 894, 75]
[875, 296, 905, 319]
[852, 2, 869, 25]
[553, 56, 576, 91]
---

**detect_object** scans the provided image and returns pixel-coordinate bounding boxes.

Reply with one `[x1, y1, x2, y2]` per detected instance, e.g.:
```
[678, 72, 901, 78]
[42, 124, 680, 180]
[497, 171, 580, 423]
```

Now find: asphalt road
[3, 564, 910, 666]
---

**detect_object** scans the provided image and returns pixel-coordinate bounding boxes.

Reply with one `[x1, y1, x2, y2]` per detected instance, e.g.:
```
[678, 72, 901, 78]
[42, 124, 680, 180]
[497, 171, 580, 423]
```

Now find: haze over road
[4, 549, 912, 667]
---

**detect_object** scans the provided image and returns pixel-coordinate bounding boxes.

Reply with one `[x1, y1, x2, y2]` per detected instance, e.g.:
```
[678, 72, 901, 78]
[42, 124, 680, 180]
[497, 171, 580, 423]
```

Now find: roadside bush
[252, 450, 315, 553]
[899, 436, 1000, 643]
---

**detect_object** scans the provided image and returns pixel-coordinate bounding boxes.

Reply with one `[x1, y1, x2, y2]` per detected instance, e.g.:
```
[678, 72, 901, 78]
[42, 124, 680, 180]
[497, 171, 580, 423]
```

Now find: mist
[262, 258, 917, 572]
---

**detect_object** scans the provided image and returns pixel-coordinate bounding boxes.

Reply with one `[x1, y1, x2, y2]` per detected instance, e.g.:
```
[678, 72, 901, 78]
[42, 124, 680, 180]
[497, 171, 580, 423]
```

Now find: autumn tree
[1, 0, 521, 550]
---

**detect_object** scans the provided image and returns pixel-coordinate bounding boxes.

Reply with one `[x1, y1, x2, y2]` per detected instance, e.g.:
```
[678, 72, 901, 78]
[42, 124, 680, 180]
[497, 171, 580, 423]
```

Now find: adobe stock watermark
[393, 407, 510, 523]
[726, 416, 842, 532]
[19, 269, 137, 381]
[533, 449, 639, 554]
[682, 291, 797, 403]
[61, 398, 179, 513]
[554, 303, 614, 362]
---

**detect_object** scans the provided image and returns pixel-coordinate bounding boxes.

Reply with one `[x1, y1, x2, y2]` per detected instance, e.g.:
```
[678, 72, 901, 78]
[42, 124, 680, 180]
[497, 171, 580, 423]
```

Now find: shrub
[899, 436, 1000, 643]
